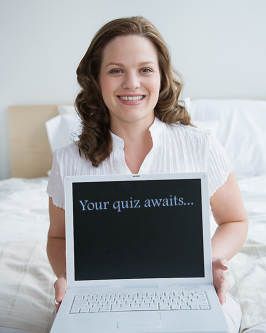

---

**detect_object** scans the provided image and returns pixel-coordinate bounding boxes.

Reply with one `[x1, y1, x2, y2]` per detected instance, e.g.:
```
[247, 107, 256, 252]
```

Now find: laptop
[50, 172, 230, 333]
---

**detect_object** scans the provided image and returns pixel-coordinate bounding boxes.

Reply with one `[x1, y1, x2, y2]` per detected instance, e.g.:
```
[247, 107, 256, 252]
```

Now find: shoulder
[52, 143, 92, 172]
[163, 122, 211, 147]
[165, 123, 230, 162]
[166, 122, 209, 135]
[53, 143, 81, 164]
[52, 142, 98, 178]
[54, 142, 79, 157]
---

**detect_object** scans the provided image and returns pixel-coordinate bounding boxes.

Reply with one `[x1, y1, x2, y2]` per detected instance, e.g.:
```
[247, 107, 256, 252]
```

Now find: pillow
[193, 121, 220, 137]
[188, 99, 266, 178]
[57, 105, 77, 115]
[45, 114, 81, 153]
[184, 98, 221, 136]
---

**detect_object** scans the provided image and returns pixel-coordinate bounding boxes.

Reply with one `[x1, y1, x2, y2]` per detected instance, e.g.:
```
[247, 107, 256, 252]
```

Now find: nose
[122, 72, 140, 90]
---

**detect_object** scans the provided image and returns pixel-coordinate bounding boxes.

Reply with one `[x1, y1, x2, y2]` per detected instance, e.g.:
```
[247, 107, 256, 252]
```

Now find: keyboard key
[90, 307, 100, 313]
[107, 300, 116, 305]
[99, 305, 111, 312]
[112, 305, 131, 312]
[117, 301, 125, 305]
[74, 300, 88, 305]
[166, 292, 173, 296]
[74, 295, 83, 300]
[171, 304, 181, 310]
[160, 304, 170, 310]
[70, 307, 80, 314]
[80, 307, 90, 313]
[191, 300, 208, 306]
[174, 292, 182, 296]
[200, 306, 210, 310]
[191, 305, 200, 310]
[139, 304, 159, 311]
[181, 306, 190, 310]
[120, 304, 130, 308]
[112, 304, 121, 309]
[147, 292, 156, 297]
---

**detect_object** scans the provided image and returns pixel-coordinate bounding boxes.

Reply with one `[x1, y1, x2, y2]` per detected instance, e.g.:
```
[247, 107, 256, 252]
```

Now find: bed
[0, 100, 266, 333]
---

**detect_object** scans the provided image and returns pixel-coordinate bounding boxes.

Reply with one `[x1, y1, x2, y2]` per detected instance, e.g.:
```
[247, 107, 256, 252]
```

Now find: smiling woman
[46, 16, 248, 333]
[74, 16, 191, 168]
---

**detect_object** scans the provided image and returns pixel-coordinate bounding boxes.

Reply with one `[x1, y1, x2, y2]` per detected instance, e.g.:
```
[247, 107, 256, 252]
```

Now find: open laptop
[50, 173, 230, 333]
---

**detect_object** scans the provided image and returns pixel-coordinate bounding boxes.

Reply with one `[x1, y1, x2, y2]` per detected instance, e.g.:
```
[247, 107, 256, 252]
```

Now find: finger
[217, 288, 227, 305]
[54, 282, 62, 312]
[221, 260, 228, 270]
[54, 278, 67, 312]
[54, 277, 67, 300]
[213, 258, 228, 271]
[56, 283, 67, 302]
[216, 279, 230, 305]
[54, 298, 61, 313]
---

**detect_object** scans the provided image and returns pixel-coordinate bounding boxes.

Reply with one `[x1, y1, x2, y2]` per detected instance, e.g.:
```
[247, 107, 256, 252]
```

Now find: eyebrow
[106, 61, 155, 68]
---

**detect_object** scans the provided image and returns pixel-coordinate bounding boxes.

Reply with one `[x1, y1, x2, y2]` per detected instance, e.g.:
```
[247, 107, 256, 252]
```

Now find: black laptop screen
[72, 178, 205, 281]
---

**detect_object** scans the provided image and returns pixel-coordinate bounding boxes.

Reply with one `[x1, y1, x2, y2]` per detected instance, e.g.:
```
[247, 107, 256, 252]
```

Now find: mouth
[117, 95, 146, 101]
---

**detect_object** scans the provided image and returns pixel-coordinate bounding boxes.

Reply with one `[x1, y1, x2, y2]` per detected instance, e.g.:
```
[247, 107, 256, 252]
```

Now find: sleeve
[207, 134, 234, 197]
[46, 149, 65, 209]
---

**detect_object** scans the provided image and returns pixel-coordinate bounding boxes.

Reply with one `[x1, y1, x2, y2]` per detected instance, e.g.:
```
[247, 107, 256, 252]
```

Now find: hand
[212, 258, 230, 305]
[54, 271, 67, 313]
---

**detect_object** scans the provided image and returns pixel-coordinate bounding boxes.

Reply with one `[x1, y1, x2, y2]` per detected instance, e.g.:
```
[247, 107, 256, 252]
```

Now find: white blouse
[47, 117, 234, 209]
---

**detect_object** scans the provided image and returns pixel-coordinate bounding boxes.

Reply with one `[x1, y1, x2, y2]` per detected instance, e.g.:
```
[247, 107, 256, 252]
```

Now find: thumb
[54, 274, 67, 312]
[213, 257, 228, 271]
[221, 259, 228, 271]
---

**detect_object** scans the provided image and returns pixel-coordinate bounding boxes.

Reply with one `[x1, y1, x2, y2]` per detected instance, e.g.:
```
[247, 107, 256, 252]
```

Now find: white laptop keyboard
[70, 291, 210, 313]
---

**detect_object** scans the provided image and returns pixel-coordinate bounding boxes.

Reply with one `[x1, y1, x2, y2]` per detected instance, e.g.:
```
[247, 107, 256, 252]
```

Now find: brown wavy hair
[75, 16, 192, 167]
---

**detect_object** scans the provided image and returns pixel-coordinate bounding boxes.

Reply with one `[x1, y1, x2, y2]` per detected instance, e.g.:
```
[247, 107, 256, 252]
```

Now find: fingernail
[223, 263, 228, 269]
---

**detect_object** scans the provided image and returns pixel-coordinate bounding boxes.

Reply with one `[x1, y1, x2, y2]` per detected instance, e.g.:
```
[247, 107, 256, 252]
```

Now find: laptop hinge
[111, 285, 159, 289]
[168, 283, 210, 288]
[68, 285, 160, 289]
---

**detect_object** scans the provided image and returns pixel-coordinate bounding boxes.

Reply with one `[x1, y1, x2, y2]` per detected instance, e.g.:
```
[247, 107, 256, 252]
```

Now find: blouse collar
[110, 117, 166, 149]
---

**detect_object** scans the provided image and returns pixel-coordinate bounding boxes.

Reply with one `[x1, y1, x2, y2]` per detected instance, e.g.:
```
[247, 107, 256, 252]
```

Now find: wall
[0, 0, 266, 180]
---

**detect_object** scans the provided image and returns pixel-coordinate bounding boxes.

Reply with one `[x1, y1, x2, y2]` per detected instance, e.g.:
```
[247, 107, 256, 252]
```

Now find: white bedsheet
[0, 178, 49, 243]
[0, 176, 265, 333]
[238, 175, 266, 242]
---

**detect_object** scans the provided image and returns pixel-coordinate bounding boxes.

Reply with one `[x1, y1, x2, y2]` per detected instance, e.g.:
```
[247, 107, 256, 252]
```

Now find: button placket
[114, 148, 131, 174]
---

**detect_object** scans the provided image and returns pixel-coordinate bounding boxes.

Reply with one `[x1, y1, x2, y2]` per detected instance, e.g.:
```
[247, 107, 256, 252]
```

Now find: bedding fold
[0, 241, 55, 333]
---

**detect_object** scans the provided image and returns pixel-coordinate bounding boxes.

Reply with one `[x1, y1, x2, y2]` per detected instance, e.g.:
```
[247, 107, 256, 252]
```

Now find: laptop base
[50, 285, 230, 333]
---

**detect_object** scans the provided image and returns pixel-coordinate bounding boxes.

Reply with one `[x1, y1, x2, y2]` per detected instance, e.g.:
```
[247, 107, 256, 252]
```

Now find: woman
[47, 16, 248, 332]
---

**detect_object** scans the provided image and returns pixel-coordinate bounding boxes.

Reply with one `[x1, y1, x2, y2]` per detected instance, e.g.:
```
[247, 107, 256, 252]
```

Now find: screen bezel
[64, 173, 213, 289]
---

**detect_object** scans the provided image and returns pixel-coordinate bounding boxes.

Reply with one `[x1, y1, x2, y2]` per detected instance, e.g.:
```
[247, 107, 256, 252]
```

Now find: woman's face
[99, 35, 161, 130]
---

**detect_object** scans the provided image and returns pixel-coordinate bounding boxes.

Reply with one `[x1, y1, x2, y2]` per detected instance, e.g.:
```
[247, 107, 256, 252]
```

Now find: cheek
[100, 80, 119, 111]
[101, 78, 117, 97]
[148, 76, 161, 98]
[100, 79, 112, 101]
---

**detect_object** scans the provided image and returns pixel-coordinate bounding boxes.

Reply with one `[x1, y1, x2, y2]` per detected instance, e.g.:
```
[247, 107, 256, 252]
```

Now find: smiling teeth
[119, 96, 144, 101]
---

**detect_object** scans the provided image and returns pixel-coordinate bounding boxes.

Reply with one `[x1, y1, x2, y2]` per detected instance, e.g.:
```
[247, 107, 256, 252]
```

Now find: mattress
[0, 176, 265, 333]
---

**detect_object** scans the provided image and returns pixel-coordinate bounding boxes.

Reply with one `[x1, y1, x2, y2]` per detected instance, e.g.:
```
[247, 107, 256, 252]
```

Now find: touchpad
[118, 312, 161, 329]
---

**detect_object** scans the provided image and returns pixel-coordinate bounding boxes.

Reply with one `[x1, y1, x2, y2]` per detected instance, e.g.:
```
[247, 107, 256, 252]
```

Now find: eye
[109, 69, 123, 74]
[140, 68, 153, 73]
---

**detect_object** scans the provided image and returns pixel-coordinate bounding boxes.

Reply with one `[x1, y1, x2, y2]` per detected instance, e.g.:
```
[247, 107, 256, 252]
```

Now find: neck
[110, 116, 155, 146]
[110, 116, 155, 174]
